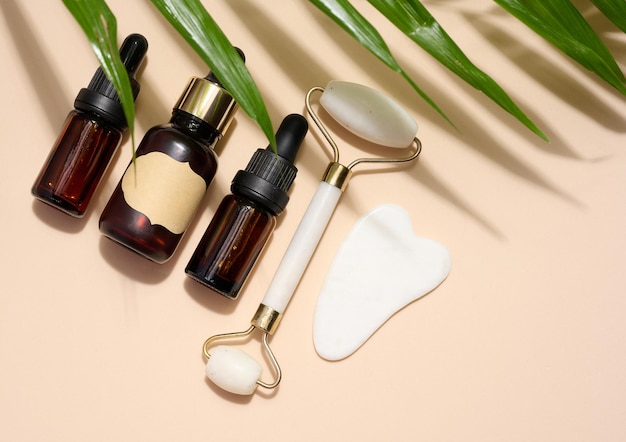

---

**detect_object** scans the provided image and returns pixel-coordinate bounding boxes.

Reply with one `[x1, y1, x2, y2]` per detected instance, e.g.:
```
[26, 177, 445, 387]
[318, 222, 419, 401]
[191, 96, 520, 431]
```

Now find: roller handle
[261, 181, 343, 313]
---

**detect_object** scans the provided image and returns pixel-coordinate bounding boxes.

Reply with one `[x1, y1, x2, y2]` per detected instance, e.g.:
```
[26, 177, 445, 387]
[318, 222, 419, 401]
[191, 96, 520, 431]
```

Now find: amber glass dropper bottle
[185, 114, 308, 299]
[99, 50, 243, 264]
[32, 34, 148, 217]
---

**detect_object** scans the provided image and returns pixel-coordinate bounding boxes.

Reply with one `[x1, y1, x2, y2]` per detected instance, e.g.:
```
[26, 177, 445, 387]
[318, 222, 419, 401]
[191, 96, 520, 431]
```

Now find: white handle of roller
[261, 181, 342, 313]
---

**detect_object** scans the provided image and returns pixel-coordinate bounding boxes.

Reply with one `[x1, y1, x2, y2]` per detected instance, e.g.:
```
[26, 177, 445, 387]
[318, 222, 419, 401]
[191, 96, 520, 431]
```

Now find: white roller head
[205, 345, 262, 395]
[319, 80, 418, 148]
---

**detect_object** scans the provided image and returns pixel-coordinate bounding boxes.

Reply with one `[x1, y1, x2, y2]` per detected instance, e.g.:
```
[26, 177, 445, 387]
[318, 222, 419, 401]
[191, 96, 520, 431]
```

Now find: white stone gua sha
[313, 203, 451, 361]
[202, 81, 423, 395]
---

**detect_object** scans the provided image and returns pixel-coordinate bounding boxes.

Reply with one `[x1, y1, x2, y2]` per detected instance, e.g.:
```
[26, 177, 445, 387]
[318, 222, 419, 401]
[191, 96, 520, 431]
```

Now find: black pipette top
[74, 33, 149, 129]
[231, 114, 309, 215]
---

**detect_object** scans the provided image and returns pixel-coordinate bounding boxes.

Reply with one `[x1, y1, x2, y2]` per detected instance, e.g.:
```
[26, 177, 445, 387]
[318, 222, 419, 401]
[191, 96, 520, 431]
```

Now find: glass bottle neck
[170, 109, 221, 146]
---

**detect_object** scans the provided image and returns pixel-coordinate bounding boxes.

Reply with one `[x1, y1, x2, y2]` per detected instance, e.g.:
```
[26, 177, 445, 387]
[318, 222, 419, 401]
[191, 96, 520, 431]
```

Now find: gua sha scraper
[202, 81, 422, 395]
[313, 204, 451, 361]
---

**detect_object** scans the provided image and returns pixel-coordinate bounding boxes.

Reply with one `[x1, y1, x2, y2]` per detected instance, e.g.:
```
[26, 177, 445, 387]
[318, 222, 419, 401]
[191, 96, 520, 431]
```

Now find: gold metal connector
[251, 304, 283, 335]
[322, 162, 353, 191]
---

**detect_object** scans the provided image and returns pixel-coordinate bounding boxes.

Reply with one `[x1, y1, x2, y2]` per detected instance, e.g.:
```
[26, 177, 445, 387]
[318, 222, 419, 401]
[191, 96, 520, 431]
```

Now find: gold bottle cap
[174, 76, 239, 136]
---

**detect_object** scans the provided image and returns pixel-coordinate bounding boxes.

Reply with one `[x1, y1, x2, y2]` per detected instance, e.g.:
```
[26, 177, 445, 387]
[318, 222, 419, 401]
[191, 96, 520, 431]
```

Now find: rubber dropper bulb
[119, 33, 149, 80]
[274, 113, 309, 163]
[74, 33, 148, 128]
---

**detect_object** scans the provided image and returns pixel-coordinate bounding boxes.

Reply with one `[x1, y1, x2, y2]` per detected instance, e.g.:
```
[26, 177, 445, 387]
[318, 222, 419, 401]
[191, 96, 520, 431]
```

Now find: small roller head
[205, 345, 262, 395]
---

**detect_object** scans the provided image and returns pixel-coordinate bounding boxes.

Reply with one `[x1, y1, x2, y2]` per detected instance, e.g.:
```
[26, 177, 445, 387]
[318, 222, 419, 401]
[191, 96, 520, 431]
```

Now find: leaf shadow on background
[1, 0, 71, 134]
[225, 0, 353, 177]
[305, 103, 506, 240]
[120, 70, 170, 147]
[141, 5, 208, 121]
[595, 29, 626, 61]
[307, 4, 580, 207]
[276, 4, 503, 238]
[229, 1, 505, 236]
[226, 0, 332, 98]
[573, 0, 626, 39]
[466, 9, 626, 137]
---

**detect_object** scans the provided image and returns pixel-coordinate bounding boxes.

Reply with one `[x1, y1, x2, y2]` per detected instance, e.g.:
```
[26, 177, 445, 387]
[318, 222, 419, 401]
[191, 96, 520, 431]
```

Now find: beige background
[1, 1, 625, 441]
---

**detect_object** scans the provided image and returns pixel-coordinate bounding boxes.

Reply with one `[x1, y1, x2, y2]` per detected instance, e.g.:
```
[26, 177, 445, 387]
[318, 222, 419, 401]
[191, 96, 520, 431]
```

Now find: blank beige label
[121, 152, 206, 234]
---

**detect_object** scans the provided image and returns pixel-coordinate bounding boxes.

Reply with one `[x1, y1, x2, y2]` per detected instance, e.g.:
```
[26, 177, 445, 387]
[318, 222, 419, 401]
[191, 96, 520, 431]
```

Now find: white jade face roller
[202, 81, 422, 395]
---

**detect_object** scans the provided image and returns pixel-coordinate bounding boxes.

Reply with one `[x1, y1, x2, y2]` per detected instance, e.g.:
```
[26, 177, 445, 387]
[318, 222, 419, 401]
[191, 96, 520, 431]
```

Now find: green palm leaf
[308, 0, 453, 126]
[495, 0, 626, 94]
[62, 0, 138, 155]
[63, 0, 626, 149]
[367, 0, 548, 140]
[149, 0, 276, 149]
[590, 0, 626, 33]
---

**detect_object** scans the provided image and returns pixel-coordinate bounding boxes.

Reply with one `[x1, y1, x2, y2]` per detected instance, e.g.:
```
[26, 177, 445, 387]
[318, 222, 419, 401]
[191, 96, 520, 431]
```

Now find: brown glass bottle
[99, 70, 239, 264]
[32, 34, 148, 217]
[186, 195, 276, 296]
[185, 114, 308, 299]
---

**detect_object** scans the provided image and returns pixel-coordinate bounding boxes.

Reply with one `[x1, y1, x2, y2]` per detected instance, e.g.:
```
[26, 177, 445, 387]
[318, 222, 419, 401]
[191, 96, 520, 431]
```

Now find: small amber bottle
[32, 34, 148, 217]
[185, 114, 308, 299]
[99, 61, 241, 264]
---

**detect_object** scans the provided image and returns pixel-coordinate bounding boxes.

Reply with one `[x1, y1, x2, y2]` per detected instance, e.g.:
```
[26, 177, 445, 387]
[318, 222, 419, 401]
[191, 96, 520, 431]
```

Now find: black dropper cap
[231, 114, 308, 215]
[74, 33, 149, 129]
